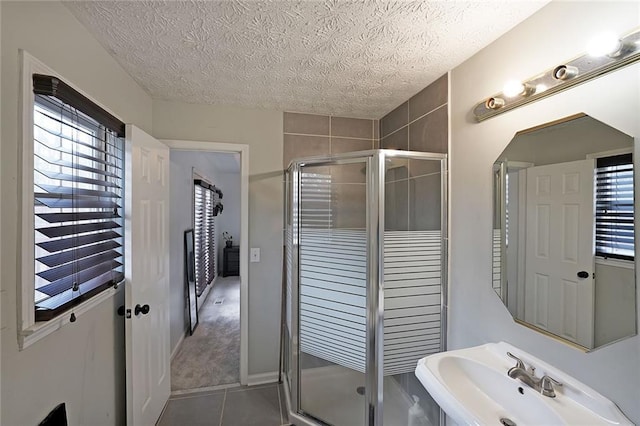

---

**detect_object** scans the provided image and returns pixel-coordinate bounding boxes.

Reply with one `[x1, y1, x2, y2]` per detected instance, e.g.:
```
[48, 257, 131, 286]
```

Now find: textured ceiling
[65, 0, 548, 119]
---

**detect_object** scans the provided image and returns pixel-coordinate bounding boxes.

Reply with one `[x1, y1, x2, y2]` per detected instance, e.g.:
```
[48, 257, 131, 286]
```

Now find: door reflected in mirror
[492, 113, 636, 350]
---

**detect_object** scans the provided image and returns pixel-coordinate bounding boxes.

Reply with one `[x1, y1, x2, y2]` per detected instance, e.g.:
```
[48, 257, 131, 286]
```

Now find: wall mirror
[184, 229, 198, 334]
[492, 113, 636, 350]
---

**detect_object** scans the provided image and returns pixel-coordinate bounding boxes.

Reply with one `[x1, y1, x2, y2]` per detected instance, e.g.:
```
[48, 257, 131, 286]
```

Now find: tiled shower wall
[380, 74, 448, 153]
[380, 74, 448, 232]
[283, 113, 379, 168]
[284, 112, 378, 229]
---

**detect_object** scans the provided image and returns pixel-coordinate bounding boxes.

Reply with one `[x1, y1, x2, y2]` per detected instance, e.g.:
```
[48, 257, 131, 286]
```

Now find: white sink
[415, 342, 632, 425]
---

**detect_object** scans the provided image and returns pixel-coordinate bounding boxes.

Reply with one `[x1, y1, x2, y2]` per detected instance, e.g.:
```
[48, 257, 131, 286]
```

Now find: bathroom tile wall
[284, 113, 378, 229]
[283, 112, 378, 167]
[379, 73, 448, 231]
[379, 73, 448, 154]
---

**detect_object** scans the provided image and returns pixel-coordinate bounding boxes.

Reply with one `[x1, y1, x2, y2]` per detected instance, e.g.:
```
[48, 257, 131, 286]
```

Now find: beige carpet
[171, 276, 240, 391]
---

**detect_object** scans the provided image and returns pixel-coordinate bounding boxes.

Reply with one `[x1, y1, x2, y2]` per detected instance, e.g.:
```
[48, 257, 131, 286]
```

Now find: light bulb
[587, 32, 621, 57]
[503, 80, 525, 98]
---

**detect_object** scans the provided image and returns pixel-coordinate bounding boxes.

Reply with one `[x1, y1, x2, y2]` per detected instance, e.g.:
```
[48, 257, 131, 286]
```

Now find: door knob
[135, 304, 150, 315]
[577, 271, 589, 279]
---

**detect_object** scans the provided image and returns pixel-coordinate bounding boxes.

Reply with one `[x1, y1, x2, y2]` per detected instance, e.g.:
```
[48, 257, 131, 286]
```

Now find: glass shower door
[382, 154, 446, 426]
[297, 159, 369, 425]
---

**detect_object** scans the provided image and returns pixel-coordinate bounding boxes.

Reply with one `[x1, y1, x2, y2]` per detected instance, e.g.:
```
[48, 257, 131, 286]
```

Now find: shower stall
[282, 149, 447, 426]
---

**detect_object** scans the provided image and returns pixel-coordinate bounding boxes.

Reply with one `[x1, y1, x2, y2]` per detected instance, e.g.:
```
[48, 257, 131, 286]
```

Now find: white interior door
[125, 125, 171, 425]
[524, 159, 595, 348]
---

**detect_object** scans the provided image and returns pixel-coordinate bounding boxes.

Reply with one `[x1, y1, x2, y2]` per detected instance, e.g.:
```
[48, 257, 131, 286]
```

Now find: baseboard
[171, 382, 241, 397]
[247, 371, 279, 386]
[170, 332, 186, 362]
[197, 282, 213, 310]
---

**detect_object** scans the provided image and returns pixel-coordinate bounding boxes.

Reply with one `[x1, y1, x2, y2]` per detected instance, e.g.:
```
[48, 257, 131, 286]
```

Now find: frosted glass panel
[298, 162, 368, 426]
[383, 158, 443, 425]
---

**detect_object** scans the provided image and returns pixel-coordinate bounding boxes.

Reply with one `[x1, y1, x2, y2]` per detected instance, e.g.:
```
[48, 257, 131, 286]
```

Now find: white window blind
[193, 179, 223, 296]
[595, 153, 634, 260]
[33, 78, 125, 321]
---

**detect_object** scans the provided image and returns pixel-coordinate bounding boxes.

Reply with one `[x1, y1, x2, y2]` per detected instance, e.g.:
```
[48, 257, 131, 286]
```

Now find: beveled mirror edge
[514, 318, 589, 352]
[514, 113, 586, 137]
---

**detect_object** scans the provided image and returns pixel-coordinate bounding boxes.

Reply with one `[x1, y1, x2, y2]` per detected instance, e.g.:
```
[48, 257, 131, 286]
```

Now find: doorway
[164, 140, 249, 391]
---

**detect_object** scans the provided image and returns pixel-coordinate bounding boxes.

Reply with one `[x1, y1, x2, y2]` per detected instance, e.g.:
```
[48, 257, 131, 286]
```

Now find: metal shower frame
[282, 149, 448, 426]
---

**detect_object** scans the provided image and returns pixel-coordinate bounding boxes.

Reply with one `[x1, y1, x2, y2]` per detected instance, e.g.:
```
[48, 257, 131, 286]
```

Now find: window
[31, 74, 125, 321]
[595, 153, 634, 260]
[193, 179, 223, 295]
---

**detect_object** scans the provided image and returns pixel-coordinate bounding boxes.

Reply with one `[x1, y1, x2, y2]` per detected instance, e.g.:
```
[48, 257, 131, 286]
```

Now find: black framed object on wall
[184, 229, 198, 334]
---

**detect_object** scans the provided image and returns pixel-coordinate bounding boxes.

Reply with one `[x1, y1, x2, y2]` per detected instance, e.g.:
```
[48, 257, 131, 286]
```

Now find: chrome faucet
[506, 352, 563, 398]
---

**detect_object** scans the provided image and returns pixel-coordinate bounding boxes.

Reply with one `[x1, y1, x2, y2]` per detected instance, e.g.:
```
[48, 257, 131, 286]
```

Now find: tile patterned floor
[157, 383, 291, 426]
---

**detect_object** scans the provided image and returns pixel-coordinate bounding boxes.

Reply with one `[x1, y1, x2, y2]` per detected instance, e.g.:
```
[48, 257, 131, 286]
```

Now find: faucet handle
[507, 352, 525, 369]
[540, 375, 563, 398]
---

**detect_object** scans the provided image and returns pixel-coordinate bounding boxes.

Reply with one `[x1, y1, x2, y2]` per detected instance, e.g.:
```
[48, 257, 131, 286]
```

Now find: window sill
[595, 257, 634, 270]
[19, 282, 124, 351]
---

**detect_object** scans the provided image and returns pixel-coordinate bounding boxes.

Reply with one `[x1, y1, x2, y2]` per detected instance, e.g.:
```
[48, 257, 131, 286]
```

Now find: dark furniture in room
[223, 246, 239, 277]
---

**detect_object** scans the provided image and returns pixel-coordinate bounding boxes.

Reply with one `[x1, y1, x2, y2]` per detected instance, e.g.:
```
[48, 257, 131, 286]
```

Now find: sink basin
[415, 342, 632, 425]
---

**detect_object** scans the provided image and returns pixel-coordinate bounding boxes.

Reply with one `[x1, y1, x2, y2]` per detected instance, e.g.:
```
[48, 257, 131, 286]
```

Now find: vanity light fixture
[473, 26, 640, 121]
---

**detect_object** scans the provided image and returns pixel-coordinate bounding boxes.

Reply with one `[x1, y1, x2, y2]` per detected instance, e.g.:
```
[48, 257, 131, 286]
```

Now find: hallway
[171, 276, 241, 391]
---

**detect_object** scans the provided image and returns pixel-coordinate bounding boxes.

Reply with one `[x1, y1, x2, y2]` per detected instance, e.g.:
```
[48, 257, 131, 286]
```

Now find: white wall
[153, 100, 283, 377]
[450, 1, 640, 422]
[1, 2, 152, 424]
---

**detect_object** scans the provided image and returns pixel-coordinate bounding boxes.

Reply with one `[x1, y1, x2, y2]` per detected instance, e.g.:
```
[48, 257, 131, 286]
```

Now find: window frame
[589, 148, 635, 263]
[18, 51, 125, 350]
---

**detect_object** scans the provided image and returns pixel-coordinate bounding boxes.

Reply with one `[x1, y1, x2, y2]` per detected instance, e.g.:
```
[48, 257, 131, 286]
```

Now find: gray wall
[1, 2, 152, 425]
[450, 1, 640, 422]
[215, 172, 241, 273]
[153, 100, 283, 377]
